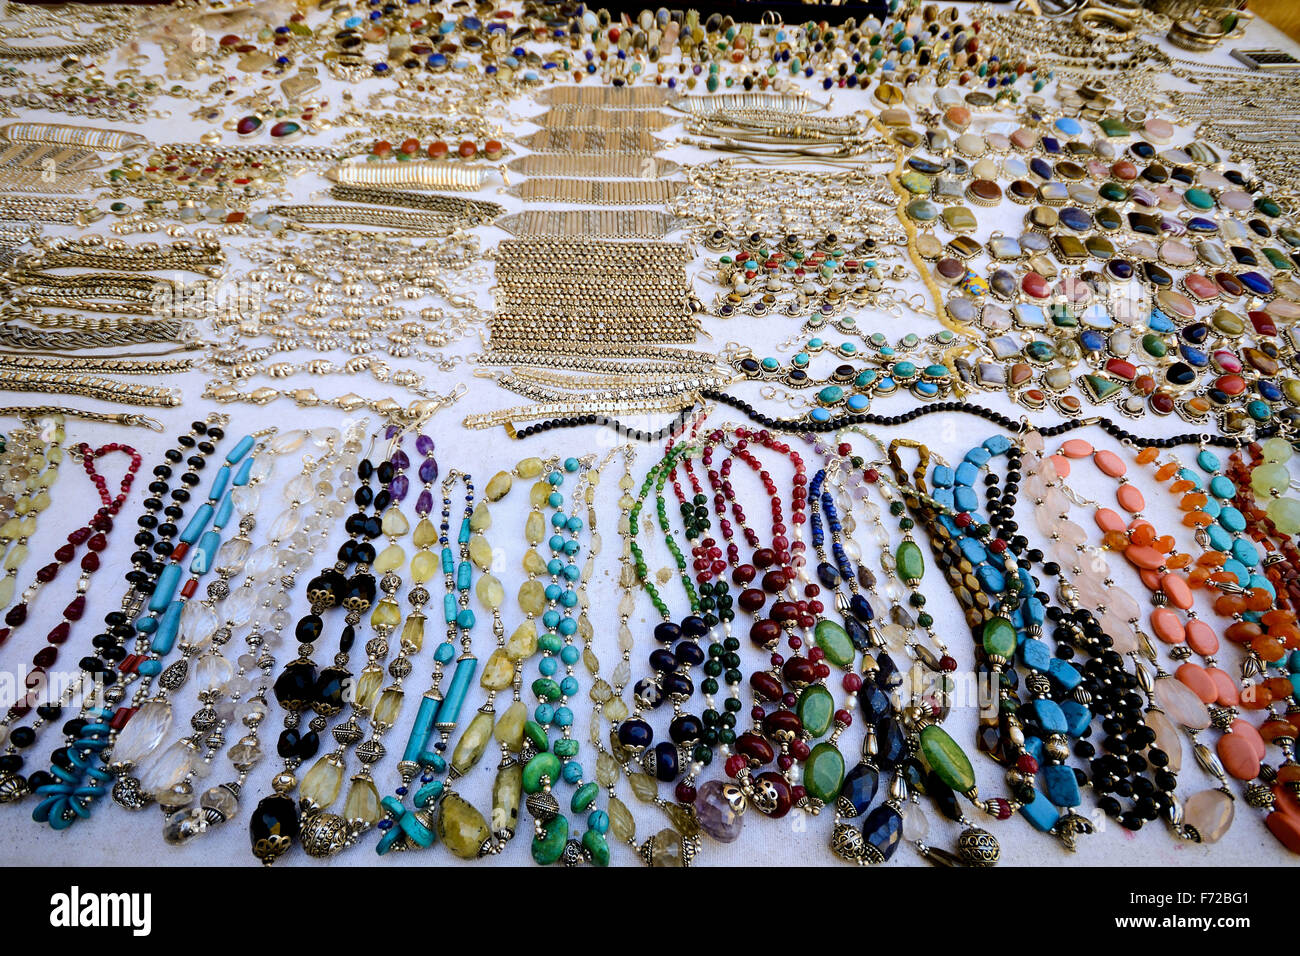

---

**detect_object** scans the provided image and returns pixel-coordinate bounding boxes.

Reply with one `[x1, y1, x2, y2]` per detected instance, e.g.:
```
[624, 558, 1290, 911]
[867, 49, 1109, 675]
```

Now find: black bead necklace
[0, 418, 224, 803]
[990, 444, 1179, 834]
[251, 435, 388, 865]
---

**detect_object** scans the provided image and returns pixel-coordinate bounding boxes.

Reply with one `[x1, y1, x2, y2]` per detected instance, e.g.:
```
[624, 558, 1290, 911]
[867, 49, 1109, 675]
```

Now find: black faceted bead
[249, 795, 300, 864]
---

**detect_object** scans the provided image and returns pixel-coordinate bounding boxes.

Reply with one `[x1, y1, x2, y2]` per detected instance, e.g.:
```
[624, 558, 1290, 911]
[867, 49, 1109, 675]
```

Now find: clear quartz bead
[223, 673, 251, 697]
[271, 429, 308, 454]
[246, 544, 279, 578]
[248, 455, 275, 484]
[313, 426, 342, 449]
[112, 700, 173, 765]
[138, 741, 194, 799]
[224, 586, 259, 627]
[180, 601, 220, 648]
[194, 653, 234, 691]
[215, 536, 250, 573]
[269, 509, 302, 543]
[901, 801, 929, 841]
[230, 485, 261, 516]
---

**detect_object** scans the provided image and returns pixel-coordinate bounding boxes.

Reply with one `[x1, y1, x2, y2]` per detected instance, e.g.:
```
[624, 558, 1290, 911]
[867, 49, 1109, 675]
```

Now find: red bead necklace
[0, 442, 141, 721]
[695, 426, 827, 815]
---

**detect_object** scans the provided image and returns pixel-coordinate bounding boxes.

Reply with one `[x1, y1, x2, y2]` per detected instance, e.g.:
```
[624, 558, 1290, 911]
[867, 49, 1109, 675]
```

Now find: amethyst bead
[418, 457, 438, 483]
[694, 779, 744, 843]
[416, 490, 434, 515]
[389, 474, 409, 501]
[415, 434, 435, 456]
[391, 450, 409, 471]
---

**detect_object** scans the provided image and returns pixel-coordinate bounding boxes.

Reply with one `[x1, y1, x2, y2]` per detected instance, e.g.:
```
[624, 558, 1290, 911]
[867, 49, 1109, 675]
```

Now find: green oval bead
[523, 719, 549, 754]
[554, 737, 580, 758]
[531, 813, 569, 864]
[895, 540, 924, 582]
[981, 616, 1017, 659]
[571, 780, 599, 813]
[920, 724, 976, 793]
[813, 619, 855, 669]
[582, 827, 610, 866]
[523, 751, 562, 794]
[796, 683, 836, 738]
[803, 742, 845, 804]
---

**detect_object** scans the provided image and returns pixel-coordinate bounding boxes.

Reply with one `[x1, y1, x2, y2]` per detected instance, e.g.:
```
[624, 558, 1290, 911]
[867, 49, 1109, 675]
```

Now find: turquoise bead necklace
[112, 430, 265, 812]
[929, 434, 1098, 844]
[148, 431, 285, 831]
[165, 426, 354, 845]
[570, 447, 619, 866]
[522, 454, 596, 865]
[376, 468, 481, 855]
[40, 428, 258, 829]
[1186, 445, 1266, 598]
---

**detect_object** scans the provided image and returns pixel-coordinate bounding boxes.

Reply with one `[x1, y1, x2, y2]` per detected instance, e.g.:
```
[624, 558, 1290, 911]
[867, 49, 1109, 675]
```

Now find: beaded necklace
[888, 439, 1035, 833]
[1053, 435, 1245, 845]
[1150, 440, 1300, 851]
[0, 414, 63, 612]
[251, 431, 383, 864]
[850, 446, 1006, 865]
[376, 467, 486, 855]
[715, 426, 853, 818]
[604, 444, 705, 866]
[15, 440, 148, 830]
[115, 432, 264, 813]
[13, 420, 224, 817]
[166, 426, 352, 843]
[522, 454, 600, 866]
[993, 434, 1184, 839]
[805, 438, 1006, 863]
[570, 447, 618, 865]
[295, 432, 404, 858]
[725, 430, 863, 817]
[0, 439, 139, 671]
[647, 418, 743, 790]
[148, 431, 283, 827]
[667, 421, 743, 794]
[300, 430, 413, 857]
[616, 440, 715, 797]
[319, 437, 430, 858]
[429, 456, 560, 860]
[931, 433, 1106, 845]
[0, 440, 141, 825]
[1227, 441, 1300, 851]
[0, 421, 204, 806]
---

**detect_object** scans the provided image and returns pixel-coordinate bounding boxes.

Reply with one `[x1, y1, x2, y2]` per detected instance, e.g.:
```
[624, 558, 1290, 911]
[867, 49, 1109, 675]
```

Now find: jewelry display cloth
[5, 3, 1297, 866]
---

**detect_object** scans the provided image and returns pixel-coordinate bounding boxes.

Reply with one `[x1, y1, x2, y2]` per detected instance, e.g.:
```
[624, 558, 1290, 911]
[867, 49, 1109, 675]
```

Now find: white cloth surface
[4, 2, 1299, 866]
